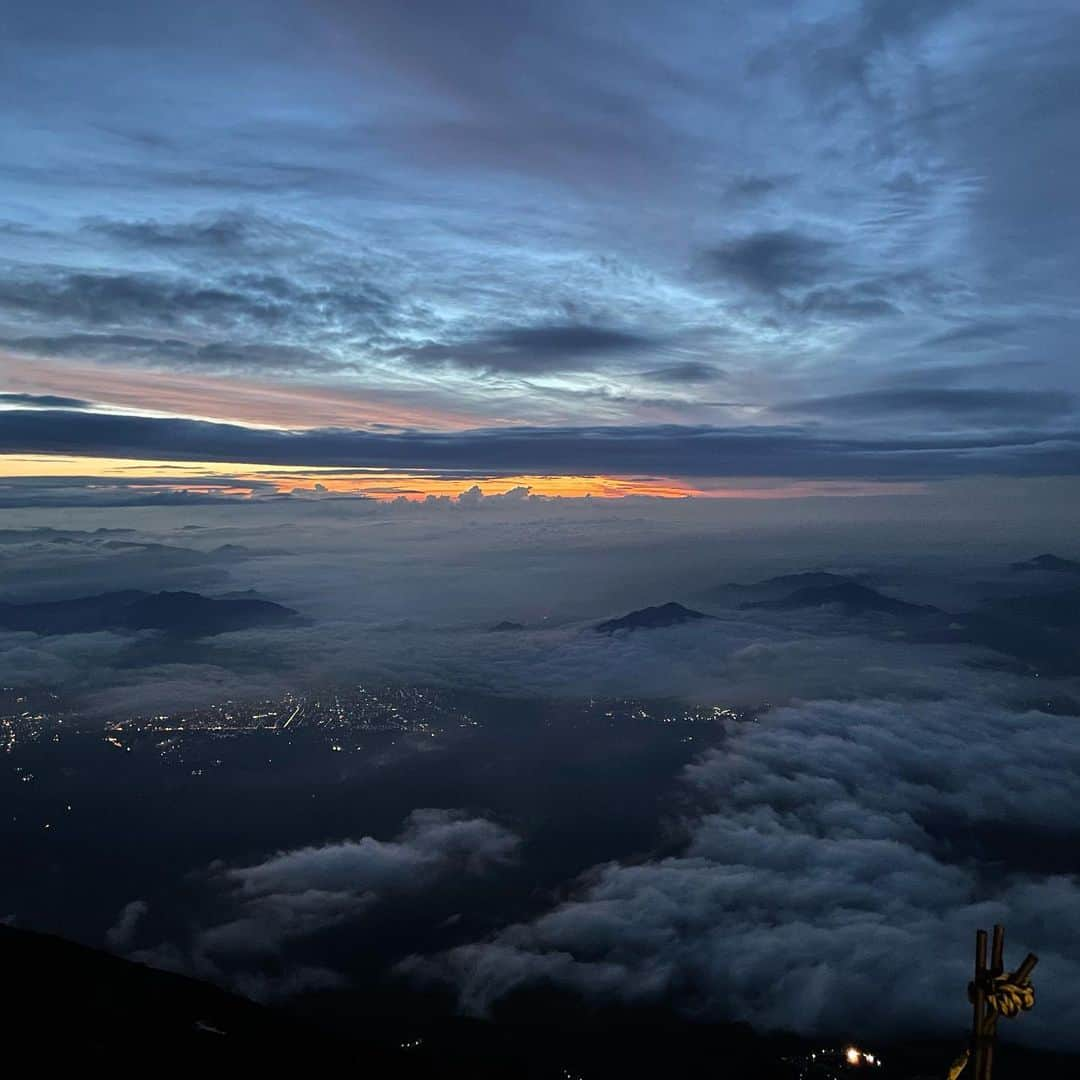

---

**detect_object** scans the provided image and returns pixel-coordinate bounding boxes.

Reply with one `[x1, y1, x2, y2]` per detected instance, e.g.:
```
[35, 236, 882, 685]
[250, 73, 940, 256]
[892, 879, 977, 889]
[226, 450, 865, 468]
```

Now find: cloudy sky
[2, 0, 1079, 500]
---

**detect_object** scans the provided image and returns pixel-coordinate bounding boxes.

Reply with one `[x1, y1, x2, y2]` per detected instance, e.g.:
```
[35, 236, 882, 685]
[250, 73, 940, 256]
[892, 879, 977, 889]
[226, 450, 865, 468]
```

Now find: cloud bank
[410, 697, 1080, 1048]
[126, 809, 520, 998]
[4, 408, 1080, 481]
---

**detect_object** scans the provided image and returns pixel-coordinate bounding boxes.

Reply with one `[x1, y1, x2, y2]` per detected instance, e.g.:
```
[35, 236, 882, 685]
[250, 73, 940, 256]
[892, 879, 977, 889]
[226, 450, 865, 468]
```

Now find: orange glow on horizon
[0, 455, 926, 501]
[0, 454, 700, 499]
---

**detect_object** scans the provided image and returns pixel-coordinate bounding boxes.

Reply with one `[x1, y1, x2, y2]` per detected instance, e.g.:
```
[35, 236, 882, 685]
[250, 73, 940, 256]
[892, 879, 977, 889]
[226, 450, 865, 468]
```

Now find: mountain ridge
[741, 581, 941, 617]
[0, 589, 300, 637]
[596, 602, 714, 634]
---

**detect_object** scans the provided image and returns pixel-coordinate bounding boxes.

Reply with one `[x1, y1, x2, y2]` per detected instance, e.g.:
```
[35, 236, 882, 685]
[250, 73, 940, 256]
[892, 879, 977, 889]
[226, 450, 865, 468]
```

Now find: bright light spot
[846, 1047, 862, 1066]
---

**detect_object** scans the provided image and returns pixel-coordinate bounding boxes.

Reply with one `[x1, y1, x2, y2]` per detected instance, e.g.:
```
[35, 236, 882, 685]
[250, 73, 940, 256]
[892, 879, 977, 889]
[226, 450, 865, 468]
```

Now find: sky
[3, 0, 1080, 501]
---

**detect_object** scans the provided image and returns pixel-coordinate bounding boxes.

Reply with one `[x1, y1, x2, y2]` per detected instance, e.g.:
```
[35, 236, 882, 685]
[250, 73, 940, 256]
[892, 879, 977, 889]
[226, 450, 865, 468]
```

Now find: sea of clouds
[4, 492, 1080, 1046]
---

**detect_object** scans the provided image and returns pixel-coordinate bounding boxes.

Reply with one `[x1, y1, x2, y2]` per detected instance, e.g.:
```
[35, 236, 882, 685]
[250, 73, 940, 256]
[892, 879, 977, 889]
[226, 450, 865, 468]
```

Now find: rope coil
[968, 972, 1036, 1019]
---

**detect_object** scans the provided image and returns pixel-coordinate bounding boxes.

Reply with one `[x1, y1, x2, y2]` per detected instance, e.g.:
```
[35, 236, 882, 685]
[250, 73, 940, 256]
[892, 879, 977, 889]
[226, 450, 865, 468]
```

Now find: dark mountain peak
[742, 581, 940, 617]
[739, 571, 855, 590]
[706, 572, 861, 603]
[0, 590, 299, 637]
[596, 601, 713, 634]
[490, 620, 525, 632]
[1010, 553, 1080, 574]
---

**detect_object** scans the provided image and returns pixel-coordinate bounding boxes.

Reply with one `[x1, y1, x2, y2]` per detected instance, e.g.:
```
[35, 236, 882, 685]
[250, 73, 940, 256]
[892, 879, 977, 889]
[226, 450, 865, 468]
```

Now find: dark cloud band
[3, 408, 1080, 480]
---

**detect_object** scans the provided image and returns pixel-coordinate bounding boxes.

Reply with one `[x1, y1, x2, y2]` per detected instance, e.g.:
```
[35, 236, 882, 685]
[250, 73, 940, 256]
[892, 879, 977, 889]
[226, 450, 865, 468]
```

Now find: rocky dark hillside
[3, 924, 1076, 1078]
[742, 581, 941, 618]
[0, 589, 300, 637]
[596, 602, 714, 633]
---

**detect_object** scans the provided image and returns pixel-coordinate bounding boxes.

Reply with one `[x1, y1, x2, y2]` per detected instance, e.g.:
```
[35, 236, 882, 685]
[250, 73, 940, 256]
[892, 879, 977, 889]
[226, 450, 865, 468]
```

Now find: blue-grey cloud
[0, 473, 281, 508]
[780, 388, 1075, 425]
[83, 210, 321, 258]
[399, 325, 655, 375]
[4, 408, 1080, 480]
[920, 321, 1020, 350]
[3, 333, 338, 373]
[796, 285, 899, 320]
[0, 270, 393, 334]
[637, 362, 726, 384]
[1, 0, 1079, 440]
[0, 392, 91, 409]
[705, 231, 838, 293]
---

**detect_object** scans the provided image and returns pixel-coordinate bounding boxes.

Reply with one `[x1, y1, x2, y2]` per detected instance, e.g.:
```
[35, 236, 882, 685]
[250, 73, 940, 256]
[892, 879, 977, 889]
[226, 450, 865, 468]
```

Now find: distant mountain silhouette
[961, 587, 1080, 675]
[728, 571, 856, 591]
[702, 571, 862, 605]
[1010, 553, 1080, 574]
[742, 582, 940, 617]
[0, 590, 299, 637]
[490, 620, 525, 632]
[596, 602, 713, 633]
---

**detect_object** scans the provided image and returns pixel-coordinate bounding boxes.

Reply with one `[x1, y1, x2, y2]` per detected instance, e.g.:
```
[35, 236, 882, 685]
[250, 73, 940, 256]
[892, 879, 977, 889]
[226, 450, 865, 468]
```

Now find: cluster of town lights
[845, 1046, 881, 1067]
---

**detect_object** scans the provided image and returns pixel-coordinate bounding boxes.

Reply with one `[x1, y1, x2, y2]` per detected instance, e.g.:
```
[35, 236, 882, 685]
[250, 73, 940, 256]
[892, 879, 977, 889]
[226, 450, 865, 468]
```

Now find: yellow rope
[968, 973, 1037, 1018]
[947, 1048, 970, 1080]
[988, 973, 1036, 1018]
[949, 969, 1036, 1077]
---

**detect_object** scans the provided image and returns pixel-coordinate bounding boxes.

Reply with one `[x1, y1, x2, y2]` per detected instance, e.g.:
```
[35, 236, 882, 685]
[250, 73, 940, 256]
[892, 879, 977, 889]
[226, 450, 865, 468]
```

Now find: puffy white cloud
[104, 898, 148, 951]
[226, 808, 521, 901]
[409, 697, 1080, 1048]
[127, 809, 520, 998]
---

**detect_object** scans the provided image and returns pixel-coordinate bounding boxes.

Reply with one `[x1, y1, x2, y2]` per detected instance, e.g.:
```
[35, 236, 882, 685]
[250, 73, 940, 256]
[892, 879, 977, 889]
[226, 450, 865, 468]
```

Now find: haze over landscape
[3, 2, 1080, 1075]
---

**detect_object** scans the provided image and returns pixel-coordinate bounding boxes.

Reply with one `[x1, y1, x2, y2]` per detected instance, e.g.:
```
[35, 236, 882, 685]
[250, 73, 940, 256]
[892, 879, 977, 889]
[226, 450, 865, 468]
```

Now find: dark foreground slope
[3, 925, 1078, 1078]
[0, 923, 390, 1070]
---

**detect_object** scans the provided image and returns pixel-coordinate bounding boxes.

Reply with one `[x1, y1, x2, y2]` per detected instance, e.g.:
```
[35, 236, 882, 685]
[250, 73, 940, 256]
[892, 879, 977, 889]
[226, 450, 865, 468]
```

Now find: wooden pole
[982, 925, 1005, 1080]
[990, 924, 1004, 973]
[972, 929, 988, 1080]
[967, 926, 1038, 1080]
[1013, 953, 1038, 985]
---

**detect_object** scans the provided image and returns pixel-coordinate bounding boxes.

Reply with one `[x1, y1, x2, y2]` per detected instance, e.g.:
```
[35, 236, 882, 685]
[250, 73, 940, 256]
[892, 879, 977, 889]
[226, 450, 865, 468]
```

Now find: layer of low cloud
[125, 809, 520, 997]
[2, 492, 1079, 709]
[4, 498, 1079, 1045]
[407, 696, 1080, 1048]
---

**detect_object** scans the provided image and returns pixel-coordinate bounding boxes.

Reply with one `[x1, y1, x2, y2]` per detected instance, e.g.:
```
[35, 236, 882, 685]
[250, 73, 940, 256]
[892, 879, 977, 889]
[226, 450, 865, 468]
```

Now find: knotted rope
[968, 971, 1036, 1019]
[948, 956, 1038, 1078]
